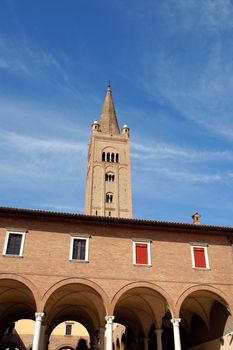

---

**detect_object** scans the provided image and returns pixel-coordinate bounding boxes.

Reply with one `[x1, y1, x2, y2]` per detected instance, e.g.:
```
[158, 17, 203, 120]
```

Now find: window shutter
[193, 247, 206, 268]
[136, 243, 148, 264]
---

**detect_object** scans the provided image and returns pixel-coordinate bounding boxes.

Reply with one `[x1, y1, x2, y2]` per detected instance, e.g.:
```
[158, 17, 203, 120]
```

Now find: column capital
[170, 318, 181, 327]
[154, 328, 163, 335]
[35, 312, 44, 322]
[105, 315, 115, 324]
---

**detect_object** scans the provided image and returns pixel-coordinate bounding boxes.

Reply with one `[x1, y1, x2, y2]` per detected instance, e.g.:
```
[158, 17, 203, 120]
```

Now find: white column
[144, 337, 149, 350]
[99, 327, 105, 350]
[32, 312, 44, 350]
[154, 329, 163, 350]
[105, 316, 115, 350]
[171, 318, 181, 350]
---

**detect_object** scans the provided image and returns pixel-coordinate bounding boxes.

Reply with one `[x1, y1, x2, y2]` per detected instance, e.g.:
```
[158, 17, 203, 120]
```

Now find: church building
[0, 87, 233, 350]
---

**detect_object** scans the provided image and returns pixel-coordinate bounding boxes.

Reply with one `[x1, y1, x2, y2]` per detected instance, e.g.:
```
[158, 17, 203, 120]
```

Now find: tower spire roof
[98, 84, 120, 135]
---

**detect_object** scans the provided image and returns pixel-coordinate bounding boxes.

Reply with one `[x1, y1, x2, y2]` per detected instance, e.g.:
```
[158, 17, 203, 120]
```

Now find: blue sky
[1, 0, 233, 226]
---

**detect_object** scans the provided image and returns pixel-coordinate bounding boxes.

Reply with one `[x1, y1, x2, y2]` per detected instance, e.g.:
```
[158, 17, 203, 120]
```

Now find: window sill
[133, 264, 152, 268]
[3, 254, 24, 258]
[192, 267, 211, 271]
[69, 259, 89, 263]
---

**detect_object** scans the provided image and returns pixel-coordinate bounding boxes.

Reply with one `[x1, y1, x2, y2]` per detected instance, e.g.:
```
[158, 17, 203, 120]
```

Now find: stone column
[105, 316, 115, 350]
[154, 329, 163, 350]
[99, 327, 105, 350]
[39, 325, 48, 350]
[144, 337, 149, 350]
[32, 312, 44, 350]
[171, 318, 181, 350]
[94, 331, 99, 350]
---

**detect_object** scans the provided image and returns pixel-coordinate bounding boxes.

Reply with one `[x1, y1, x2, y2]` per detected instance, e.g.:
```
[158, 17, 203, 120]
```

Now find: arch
[105, 172, 115, 182]
[0, 275, 38, 336]
[176, 284, 233, 317]
[42, 278, 110, 338]
[55, 346, 76, 350]
[111, 283, 175, 349]
[0, 274, 41, 311]
[41, 278, 109, 310]
[177, 285, 233, 349]
[111, 281, 175, 316]
[102, 146, 117, 152]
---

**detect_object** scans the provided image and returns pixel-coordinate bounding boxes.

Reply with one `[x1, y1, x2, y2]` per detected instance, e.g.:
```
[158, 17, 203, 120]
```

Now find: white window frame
[3, 229, 26, 257]
[132, 238, 152, 266]
[190, 242, 210, 270]
[69, 234, 90, 262]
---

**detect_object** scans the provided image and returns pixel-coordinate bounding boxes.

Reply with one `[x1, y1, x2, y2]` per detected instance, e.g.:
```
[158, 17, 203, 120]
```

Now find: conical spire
[98, 84, 120, 135]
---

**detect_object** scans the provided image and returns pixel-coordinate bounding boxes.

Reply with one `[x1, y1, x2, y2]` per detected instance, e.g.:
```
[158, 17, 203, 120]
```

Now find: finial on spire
[107, 80, 112, 92]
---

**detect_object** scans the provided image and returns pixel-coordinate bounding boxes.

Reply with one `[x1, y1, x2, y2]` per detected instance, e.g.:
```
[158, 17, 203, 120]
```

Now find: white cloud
[131, 141, 233, 162]
[161, 0, 233, 32]
[0, 35, 80, 97]
[141, 166, 223, 184]
[0, 58, 9, 69]
[0, 130, 86, 155]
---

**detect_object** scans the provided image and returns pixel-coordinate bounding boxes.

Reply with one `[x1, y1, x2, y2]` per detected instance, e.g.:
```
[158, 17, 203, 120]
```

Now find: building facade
[0, 87, 233, 350]
[0, 208, 233, 350]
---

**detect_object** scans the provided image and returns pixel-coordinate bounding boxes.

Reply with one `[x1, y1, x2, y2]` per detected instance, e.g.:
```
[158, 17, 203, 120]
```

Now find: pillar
[105, 316, 115, 350]
[94, 331, 99, 350]
[171, 318, 181, 350]
[154, 329, 163, 350]
[99, 327, 105, 350]
[144, 337, 149, 350]
[39, 325, 48, 350]
[32, 312, 44, 350]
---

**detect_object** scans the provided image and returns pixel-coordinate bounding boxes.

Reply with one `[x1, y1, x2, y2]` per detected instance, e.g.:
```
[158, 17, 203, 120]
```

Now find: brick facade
[0, 208, 232, 349]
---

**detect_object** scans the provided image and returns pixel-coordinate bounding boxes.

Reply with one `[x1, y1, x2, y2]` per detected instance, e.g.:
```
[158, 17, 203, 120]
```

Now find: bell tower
[84, 85, 132, 218]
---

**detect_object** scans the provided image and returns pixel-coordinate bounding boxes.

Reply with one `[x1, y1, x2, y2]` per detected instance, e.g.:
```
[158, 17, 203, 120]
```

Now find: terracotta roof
[0, 206, 233, 234]
[98, 86, 120, 135]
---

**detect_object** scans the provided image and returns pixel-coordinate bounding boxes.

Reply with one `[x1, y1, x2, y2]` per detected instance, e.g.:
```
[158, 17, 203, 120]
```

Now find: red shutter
[193, 247, 206, 268]
[136, 243, 148, 264]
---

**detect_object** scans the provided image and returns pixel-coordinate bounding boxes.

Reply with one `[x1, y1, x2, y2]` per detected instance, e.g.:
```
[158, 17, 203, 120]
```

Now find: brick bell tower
[84, 84, 132, 218]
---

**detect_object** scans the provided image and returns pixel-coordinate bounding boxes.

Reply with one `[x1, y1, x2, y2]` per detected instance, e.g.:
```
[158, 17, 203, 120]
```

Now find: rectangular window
[72, 239, 86, 260]
[132, 239, 151, 266]
[190, 243, 209, 269]
[69, 235, 90, 262]
[3, 230, 26, 257]
[65, 324, 72, 335]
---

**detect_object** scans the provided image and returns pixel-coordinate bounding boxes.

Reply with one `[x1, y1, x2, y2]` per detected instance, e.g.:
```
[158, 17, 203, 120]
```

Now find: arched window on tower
[106, 193, 113, 203]
[102, 151, 119, 163]
[105, 173, 115, 182]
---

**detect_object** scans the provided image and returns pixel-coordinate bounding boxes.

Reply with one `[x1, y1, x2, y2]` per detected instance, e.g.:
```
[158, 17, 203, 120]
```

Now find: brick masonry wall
[0, 213, 232, 310]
